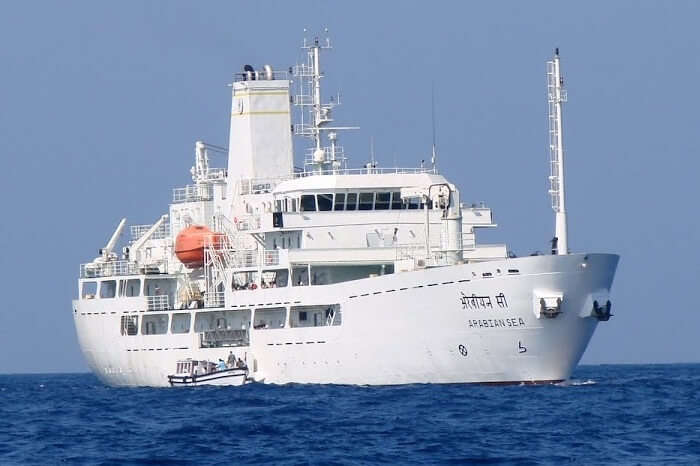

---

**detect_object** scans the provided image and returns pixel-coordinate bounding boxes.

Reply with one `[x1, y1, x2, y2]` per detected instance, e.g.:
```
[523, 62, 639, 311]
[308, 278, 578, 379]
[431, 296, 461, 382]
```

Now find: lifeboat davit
[174, 225, 221, 268]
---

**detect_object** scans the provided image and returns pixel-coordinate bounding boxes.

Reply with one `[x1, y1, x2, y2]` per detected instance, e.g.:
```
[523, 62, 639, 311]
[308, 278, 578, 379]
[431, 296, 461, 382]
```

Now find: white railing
[204, 291, 225, 308]
[80, 261, 139, 279]
[233, 215, 261, 231]
[130, 222, 170, 242]
[205, 240, 283, 271]
[146, 295, 169, 311]
[228, 250, 281, 269]
[172, 184, 213, 203]
[200, 329, 249, 348]
[395, 244, 451, 268]
[264, 249, 280, 266]
[202, 168, 227, 182]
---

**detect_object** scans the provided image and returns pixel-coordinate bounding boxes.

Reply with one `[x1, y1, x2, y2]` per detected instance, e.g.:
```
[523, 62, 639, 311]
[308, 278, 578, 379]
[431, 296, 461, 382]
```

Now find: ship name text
[460, 292, 508, 310]
[468, 317, 526, 329]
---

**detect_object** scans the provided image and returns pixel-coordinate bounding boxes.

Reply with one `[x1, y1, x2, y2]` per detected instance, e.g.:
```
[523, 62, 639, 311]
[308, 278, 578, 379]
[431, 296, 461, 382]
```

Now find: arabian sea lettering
[468, 317, 526, 329]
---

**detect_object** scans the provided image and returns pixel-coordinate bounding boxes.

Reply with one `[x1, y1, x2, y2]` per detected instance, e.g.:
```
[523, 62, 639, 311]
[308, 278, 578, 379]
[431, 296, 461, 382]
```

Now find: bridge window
[346, 193, 357, 211]
[317, 193, 333, 211]
[119, 278, 141, 297]
[407, 197, 420, 209]
[391, 192, 403, 210]
[300, 195, 316, 212]
[81, 281, 97, 299]
[171, 313, 191, 334]
[99, 280, 116, 299]
[334, 193, 346, 211]
[358, 192, 374, 210]
[375, 192, 390, 210]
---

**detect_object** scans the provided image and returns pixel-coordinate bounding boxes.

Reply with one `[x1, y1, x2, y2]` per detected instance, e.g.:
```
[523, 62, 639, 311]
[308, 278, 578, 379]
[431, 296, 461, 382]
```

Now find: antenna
[547, 48, 568, 255]
[431, 82, 437, 170]
[368, 136, 377, 172]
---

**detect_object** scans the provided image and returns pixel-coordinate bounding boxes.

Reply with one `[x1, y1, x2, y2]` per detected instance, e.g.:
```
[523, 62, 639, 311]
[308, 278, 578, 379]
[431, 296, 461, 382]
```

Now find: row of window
[275, 192, 433, 213]
[82, 279, 167, 299]
[120, 305, 342, 336]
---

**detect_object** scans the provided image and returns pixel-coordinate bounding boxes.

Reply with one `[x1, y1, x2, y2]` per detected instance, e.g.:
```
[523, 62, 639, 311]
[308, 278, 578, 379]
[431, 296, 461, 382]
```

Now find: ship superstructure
[72, 36, 618, 387]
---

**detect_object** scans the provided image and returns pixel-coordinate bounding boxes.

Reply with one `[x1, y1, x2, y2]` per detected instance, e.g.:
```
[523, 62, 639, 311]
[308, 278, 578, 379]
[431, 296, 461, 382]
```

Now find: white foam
[556, 379, 596, 387]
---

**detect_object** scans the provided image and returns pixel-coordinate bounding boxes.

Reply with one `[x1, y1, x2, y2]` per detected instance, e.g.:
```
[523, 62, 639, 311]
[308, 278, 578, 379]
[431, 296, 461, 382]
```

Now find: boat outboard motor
[243, 64, 255, 80]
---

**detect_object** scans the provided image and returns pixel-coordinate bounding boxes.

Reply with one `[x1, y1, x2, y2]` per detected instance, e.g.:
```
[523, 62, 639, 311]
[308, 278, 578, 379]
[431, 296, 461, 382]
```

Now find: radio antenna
[431, 82, 437, 170]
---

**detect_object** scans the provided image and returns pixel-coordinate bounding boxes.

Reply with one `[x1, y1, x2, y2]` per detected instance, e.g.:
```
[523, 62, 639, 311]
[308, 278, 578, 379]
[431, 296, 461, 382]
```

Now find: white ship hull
[72, 253, 618, 387]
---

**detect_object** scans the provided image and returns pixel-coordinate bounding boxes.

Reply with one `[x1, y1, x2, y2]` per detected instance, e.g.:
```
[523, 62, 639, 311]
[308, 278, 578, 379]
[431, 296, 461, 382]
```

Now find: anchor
[592, 300, 612, 321]
[539, 297, 562, 318]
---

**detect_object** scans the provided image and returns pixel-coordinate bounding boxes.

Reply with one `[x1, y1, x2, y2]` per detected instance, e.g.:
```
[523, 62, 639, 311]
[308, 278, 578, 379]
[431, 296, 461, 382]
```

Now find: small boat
[168, 359, 249, 386]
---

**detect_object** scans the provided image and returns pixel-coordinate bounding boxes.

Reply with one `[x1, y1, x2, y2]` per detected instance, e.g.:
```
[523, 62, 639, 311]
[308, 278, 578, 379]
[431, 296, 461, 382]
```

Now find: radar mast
[293, 30, 357, 173]
[547, 49, 568, 255]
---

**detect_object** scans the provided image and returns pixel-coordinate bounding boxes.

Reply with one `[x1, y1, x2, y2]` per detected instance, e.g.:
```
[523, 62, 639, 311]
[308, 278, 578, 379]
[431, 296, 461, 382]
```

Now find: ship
[72, 36, 618, 387]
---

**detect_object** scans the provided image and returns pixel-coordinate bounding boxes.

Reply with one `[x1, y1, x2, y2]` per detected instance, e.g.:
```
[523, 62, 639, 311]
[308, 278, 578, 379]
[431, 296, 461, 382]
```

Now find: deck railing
[172, 184, 213, 203]
[130, 222, 170, 242]
[80, 261, 139, 279]
[204, 291, 225, 308]
[233, 215, 261, 231]
[216, 249, 282, 269]
[264, 249, 280, 266]
[146, 295, 169, 311]
[80, 260, 168, 278]
[200, 329, 249, 348]
[395, 244, 451, 267]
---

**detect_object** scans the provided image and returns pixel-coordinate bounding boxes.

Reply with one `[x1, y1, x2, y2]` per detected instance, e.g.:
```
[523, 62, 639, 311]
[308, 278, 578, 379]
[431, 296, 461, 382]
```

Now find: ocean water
[1, 364, 699, 465]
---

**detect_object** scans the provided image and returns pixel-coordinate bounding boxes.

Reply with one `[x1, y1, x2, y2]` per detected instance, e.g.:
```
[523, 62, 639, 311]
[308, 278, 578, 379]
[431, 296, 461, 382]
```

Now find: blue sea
[1, 364, 699, 465]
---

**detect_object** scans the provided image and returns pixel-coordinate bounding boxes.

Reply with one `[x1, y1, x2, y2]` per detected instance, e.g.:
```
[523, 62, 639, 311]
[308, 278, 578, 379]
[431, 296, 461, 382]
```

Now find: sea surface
[1, 364, 699, 465]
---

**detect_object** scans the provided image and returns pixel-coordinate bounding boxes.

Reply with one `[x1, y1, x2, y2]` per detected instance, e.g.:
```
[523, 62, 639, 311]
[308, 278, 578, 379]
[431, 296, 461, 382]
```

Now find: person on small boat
[227, 351, 236, 368]
[217, 359, 227, 371]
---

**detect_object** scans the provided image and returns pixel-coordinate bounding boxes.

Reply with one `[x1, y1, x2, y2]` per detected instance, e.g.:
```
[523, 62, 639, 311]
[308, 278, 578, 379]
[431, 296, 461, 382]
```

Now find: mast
[547, 48, 568, 255]
[431, 82, 437, 170]
[294, 31, 357, 173]
[312, 41, 323, 154]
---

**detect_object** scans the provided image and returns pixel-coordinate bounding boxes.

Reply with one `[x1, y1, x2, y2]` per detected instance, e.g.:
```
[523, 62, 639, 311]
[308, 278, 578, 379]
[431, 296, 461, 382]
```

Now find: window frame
[345, 193, 358, 211]
[358, 192, 374, 211]
[317, 193, 333, 211]
[334, 193, 346, 211]
[375, 192, 390, 210]
[391, 192, 403, 210]
[300, 194, 317, 212]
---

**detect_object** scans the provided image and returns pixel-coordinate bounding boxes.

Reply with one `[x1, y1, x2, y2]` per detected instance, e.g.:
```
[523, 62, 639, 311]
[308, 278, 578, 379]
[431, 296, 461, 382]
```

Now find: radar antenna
[547, 48, 568, 255]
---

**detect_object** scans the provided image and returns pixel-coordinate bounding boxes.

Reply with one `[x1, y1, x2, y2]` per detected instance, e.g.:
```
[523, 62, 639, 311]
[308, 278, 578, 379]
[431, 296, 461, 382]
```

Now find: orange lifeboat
[174, 225, 222, 268]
